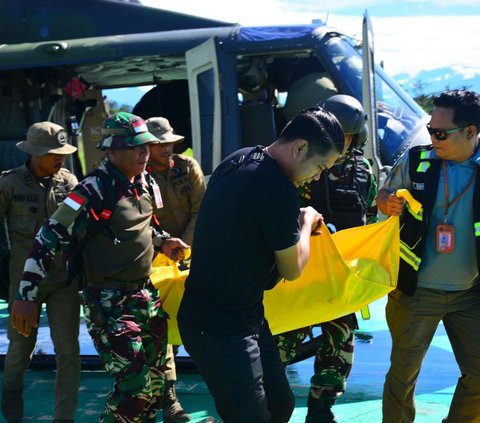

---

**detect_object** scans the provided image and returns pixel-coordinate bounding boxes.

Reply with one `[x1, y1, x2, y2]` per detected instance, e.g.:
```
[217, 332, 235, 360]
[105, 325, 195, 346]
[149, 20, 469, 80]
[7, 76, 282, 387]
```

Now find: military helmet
[317, 94, 368, 149]
[97, 112, 159, 150]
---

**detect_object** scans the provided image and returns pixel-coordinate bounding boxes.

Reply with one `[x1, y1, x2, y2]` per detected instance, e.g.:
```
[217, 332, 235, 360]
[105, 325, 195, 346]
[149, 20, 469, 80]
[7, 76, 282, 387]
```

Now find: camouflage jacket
[18, 159, 167, 301]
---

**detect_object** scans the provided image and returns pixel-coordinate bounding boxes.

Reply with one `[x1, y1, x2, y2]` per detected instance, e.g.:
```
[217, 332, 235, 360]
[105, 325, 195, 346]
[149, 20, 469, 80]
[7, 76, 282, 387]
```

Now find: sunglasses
[426, 124, 467, 141]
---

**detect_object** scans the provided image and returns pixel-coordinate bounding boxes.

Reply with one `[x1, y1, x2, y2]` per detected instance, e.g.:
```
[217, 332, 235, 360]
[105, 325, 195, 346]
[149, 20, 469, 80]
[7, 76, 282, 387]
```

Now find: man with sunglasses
[377, 89, 480, 423]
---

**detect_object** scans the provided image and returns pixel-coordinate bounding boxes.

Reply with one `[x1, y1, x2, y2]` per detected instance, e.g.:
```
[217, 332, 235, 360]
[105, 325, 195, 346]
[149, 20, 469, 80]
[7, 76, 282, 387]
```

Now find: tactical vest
[65, 166, 161, 285]
[309, 151, 370, 231]
[397, 145, 480, 295]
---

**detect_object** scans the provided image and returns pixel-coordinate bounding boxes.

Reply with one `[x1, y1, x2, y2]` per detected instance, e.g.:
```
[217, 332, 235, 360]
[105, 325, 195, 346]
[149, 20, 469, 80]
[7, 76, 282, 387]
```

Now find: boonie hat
[97, 112, 159, 150]
[16, 122, 77, 156]
[145, 117, 185, 144]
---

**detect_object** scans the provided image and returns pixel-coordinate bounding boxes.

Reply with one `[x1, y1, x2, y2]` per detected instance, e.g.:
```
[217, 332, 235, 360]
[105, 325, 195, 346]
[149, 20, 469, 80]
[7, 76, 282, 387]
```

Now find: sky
[141, 0, 480, 79]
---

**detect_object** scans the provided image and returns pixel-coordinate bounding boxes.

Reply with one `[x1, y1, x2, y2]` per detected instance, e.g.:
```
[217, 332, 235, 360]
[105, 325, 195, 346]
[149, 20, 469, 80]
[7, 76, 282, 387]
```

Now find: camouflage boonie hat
[16, 122, 77, 156]
[97, 112, 159, 150]
[145, 117, 185, 144]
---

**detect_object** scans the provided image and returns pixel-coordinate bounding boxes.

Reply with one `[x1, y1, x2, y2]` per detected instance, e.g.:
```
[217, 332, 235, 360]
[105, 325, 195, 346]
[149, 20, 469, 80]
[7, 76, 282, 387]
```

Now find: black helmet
[317, 94, 368, 149]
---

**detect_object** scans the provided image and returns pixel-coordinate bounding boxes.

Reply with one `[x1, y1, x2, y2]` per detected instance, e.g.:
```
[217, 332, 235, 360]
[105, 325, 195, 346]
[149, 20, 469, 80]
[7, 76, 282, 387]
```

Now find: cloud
[141, 1, 480, 78]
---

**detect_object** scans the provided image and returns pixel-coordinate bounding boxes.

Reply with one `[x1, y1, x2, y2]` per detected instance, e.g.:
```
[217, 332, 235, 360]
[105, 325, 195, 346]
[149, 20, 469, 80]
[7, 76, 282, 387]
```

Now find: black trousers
[179, 317, 295, 423]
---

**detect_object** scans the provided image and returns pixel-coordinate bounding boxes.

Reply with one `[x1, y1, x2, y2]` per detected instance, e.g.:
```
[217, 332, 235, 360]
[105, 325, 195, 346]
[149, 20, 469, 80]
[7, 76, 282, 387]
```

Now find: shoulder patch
[63, 192, 87, 211]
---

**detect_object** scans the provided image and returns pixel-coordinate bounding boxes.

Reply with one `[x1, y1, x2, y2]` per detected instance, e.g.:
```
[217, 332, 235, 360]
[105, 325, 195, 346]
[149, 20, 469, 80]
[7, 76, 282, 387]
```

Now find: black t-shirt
[179, 146, 301, 337]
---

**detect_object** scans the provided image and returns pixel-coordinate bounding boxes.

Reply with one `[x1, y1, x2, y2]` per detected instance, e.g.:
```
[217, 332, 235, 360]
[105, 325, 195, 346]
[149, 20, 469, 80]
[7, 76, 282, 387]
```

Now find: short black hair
[277, 106, 344, 157]
[433, 90, 480, 131]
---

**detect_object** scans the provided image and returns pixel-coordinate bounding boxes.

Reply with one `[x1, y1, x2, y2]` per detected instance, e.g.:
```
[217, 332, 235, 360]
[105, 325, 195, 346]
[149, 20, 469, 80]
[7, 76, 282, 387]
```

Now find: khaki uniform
[0, 163, 81, 421]
[149, 154, 206, 246]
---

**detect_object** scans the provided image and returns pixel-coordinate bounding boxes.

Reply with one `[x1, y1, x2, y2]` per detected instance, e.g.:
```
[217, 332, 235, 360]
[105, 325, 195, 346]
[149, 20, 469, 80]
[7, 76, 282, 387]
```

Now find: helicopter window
[196, 69, 215, 175]
[324, 35, 427, 165]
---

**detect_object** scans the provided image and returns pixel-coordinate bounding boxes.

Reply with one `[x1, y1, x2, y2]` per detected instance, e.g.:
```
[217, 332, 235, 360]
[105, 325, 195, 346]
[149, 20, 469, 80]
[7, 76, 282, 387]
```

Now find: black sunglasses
[426, 124, 468, 141]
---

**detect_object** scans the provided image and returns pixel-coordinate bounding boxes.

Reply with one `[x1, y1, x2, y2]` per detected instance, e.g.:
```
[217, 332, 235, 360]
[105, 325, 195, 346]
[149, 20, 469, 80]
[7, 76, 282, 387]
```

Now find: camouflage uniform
[275, 152, 377, 419]
[16, 113, 171, 423]
[0, 123, 81, 422]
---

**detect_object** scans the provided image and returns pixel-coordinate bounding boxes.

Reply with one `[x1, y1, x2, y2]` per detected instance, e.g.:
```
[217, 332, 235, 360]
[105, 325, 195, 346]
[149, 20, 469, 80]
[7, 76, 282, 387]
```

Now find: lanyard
[442, 160, 477, 223]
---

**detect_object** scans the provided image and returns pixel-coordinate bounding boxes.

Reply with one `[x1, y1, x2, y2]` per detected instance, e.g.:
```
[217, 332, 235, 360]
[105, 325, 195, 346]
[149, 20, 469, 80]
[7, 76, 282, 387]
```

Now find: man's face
[429, 107, 476, 162]
[149, 142, 174, 169]
[109, 144, 150, 179]
[35, 153, 65, 176]
[292, 147, 339, 187]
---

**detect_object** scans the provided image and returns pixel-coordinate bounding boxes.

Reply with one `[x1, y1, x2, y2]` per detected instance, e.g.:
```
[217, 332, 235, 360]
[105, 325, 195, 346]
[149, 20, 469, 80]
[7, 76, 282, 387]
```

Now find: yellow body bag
[151, 216, 400, 345]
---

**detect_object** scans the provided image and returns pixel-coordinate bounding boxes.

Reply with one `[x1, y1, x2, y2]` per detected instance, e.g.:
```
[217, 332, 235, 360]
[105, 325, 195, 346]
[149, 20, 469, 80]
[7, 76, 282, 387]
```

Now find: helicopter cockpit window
[324, 35, 426, 165]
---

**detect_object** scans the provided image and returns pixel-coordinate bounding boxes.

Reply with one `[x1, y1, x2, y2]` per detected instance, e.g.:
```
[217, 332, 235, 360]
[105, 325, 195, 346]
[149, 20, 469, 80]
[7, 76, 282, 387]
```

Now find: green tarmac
[0, 297, 457, 422]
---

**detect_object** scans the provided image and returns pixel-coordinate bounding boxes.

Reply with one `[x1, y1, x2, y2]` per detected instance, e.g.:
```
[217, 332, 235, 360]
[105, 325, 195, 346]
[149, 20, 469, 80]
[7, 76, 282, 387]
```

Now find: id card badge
[436, 224, 455, 253]
[152, 184, 163, 209]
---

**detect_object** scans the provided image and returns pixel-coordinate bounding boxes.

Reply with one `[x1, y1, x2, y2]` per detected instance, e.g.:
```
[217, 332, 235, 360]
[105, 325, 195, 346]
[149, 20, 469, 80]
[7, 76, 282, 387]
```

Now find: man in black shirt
[178, 107, 344, 423]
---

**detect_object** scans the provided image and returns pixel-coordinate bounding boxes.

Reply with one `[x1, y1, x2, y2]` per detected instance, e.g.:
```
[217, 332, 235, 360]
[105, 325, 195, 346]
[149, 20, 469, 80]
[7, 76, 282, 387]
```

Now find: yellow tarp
[151, 216, 400, 345]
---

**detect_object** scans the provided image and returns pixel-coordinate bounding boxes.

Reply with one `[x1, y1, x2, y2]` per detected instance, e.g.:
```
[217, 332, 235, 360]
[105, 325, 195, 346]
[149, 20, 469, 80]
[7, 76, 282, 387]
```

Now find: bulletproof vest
[397, 145, 480, 295]
[309, 151, 370, 231]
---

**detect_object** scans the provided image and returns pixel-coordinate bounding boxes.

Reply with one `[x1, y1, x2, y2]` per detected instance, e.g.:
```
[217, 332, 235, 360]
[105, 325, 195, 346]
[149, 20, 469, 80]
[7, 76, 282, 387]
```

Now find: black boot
[305, 394, 337, 423]
[163, 381, 192, 423]
[1, 388, 23, 423]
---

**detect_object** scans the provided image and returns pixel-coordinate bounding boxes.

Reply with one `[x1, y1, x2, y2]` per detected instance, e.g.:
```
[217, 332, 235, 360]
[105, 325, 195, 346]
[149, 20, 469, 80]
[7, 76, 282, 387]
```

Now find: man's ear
[465, 124, 477, 140]
[293, 139, 309, 158]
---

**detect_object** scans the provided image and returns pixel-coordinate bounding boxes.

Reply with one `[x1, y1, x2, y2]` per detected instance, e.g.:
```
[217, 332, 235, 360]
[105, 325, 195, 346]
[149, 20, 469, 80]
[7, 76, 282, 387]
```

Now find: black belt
[87, 278, 150, 293]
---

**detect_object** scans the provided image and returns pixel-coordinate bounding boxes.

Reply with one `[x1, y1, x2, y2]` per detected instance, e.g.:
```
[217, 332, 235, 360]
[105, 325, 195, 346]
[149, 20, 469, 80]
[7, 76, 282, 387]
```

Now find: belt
[87, 278, 150, 293]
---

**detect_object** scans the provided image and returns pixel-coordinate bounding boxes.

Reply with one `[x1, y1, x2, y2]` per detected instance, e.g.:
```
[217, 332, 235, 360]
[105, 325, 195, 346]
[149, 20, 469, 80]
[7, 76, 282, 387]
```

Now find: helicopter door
[186, 38, 223, 176]
[362, 11, 385, 185]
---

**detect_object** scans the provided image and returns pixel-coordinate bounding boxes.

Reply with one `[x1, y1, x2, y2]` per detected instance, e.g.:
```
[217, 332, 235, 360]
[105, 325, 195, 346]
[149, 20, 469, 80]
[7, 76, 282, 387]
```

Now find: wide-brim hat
[146, 117, 185, 144]
[98, 112, 160, 150]
[16, 122, 77, 156]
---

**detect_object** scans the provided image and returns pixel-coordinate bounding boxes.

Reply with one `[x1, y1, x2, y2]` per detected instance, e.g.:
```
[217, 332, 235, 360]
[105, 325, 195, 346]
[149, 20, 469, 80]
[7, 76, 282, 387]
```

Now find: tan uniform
[0, 163, 81, 421]
[149, 154, 206, 246]
[149, 154, 205, 385]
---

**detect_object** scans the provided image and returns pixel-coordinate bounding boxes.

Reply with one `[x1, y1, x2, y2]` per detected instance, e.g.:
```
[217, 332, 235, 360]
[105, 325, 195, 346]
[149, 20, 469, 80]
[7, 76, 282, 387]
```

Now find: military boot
[163, 380, 192, 423]
[1, 388, 23, 423]
[305, 394, 337, 423]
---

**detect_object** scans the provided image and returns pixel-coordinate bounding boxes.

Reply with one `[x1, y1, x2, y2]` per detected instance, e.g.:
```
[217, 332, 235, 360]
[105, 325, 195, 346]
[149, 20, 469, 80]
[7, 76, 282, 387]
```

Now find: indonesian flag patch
[63, 192, 86, 211]
[132, 120, 148, 134]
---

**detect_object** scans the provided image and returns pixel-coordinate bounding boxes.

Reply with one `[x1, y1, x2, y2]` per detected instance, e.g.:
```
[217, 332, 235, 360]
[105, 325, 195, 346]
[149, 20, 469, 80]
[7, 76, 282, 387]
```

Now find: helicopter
[0, 0, 431, 368]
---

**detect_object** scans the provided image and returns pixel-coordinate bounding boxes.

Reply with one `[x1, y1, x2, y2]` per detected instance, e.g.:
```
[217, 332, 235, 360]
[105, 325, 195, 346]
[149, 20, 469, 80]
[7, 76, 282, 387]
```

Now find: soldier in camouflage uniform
[0, 122, 80, 423]
[9, 112, 189, 423]
[146, 117, 206, 423]
[275, 95, 378, 423]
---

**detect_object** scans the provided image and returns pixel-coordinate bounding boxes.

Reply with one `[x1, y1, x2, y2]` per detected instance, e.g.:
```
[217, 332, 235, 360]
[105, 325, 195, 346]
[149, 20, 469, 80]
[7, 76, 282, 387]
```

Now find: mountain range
[393, 66, 480, 98]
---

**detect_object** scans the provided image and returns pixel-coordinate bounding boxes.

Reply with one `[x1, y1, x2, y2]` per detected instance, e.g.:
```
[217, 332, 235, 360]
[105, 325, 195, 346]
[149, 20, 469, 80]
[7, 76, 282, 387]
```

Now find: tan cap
[145, 117, 185, 144]
[16, 122, 77, 156]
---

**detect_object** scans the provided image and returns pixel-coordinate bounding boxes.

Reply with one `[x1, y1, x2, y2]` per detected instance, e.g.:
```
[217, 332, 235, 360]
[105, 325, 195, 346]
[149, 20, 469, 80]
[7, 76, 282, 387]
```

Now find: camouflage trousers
[83, 284, 168, 423]
[275, 313, 357, 398]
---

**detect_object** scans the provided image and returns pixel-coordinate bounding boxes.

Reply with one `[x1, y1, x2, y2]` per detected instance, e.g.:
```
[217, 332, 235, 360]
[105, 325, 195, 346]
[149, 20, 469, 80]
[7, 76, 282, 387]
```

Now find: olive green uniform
[0, 164, 81, 421]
